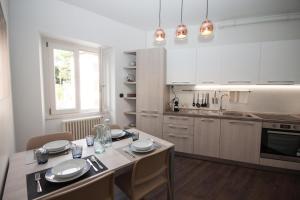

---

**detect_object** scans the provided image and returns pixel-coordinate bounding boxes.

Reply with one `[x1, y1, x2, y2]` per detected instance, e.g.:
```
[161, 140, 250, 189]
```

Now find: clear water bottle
[103, 119, 112, 148]
[94, 124, 105, 154]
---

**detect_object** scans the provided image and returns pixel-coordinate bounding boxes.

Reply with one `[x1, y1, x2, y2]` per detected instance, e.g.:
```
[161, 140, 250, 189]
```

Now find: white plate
[130, 144, 155, 153]
[43, 140, 70, 152]
[45, 160, 91, 183]
[48, 144, 70, 154]
[111, 129, 124, 138]
[51, 159, 86, 179]
[132, 139, 153, 151]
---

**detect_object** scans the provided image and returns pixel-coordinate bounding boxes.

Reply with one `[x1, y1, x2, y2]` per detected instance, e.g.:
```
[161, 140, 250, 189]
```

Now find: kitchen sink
[222, 111, 255, 118]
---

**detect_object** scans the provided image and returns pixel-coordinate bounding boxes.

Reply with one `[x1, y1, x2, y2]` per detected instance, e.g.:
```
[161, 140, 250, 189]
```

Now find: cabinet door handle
[229, 121, 255, 126]
[202, 81, 215, 84]
[167, 134, 189, 139]
[267, 81, 294, 84]
[168, 116, 189, 120]
[168, 125, 189, 130]
[228, 80, 251, 83]
[171, 81, 191, 84]
[200, 119, 215, 122]
[141, 110, 159, 114]
[141, 114, 158, 118]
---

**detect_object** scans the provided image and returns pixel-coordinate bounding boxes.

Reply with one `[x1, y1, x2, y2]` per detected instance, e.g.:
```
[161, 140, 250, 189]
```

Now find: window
[43, 38, 101, 116]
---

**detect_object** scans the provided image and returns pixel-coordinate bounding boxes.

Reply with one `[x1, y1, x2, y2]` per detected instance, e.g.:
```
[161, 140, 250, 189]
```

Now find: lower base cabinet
[163, 132, 194, 153]
[194, 118, 221, 158]
[220, 119, 262, 164]
[136, 113, 163, 138]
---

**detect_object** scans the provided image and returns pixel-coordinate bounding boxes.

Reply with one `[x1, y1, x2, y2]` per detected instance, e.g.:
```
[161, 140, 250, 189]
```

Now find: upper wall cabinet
[260, 40, 300, 85]
[167, 48, 197, 85]
[197, 46, 221, 85]
[220, 43, 261, 85]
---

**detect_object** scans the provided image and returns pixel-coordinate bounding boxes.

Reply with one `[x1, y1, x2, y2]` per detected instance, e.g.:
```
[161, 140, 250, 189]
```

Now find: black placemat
[26, 155, 107, 200]
[112, 130, 134, 142]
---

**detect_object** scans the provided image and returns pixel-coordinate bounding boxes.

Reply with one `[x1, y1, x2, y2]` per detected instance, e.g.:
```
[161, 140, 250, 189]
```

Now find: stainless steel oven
[260, 122, 300, 162]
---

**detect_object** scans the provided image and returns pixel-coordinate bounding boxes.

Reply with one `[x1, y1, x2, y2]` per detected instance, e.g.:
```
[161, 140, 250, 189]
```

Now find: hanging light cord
[180, 0, 184, 24]
[206, 0, 209, 19]
[158, 0, 162, 27]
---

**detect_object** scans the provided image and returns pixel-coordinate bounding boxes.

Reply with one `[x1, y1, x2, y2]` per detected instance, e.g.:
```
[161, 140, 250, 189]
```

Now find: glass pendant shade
[200, 19, 214, 36]
[154, 27, 166, 42]
[176, 24, 188, 40]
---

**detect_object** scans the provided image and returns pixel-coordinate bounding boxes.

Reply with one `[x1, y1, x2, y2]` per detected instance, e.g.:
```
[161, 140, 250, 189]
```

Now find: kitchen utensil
[201, 93, 204, 107]
[91, 155, 103, 170]
[196, 92, 201, 108]
[203, 93, 207, 107]
[87, 159, 98, 172]
[124, 149, 136, 158]
[51, 159, 86, 179]
[192, 92, 195, 107]
[214, 91, 219, 104]
[35, 173, 42, 193]
[207, 93, 210, 107]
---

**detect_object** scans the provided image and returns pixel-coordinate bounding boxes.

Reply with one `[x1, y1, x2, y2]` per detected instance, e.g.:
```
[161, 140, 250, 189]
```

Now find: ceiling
[60, 0, 300, 30]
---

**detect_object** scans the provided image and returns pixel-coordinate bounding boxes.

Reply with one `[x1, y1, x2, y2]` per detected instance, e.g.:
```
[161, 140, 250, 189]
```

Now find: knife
[87, 158, 98, 172]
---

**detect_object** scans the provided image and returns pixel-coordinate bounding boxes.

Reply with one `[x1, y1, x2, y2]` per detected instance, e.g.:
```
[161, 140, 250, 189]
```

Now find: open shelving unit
[123, 50, 137, 129]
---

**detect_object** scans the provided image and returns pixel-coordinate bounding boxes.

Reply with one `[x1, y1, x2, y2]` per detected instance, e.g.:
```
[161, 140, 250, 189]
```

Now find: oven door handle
[267, 130, 300, 136]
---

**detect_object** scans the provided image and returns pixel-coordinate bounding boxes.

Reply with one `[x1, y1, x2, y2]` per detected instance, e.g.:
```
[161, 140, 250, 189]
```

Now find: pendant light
[200, 0, 214, 36]
[176, 0, 188, 40]
[154, 0, 166, 42]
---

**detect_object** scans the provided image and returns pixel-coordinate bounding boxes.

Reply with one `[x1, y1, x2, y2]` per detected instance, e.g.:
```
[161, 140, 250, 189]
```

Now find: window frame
[42, 37, 101, 117]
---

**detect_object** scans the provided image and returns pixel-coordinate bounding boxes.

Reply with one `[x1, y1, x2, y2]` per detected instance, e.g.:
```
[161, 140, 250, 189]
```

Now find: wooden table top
[3, 129, 174, 200]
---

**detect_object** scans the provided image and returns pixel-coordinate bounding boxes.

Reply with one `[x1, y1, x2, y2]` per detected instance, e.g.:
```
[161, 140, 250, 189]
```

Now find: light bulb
[200, 19, 214, 36]
[154, 27, 166, 42]
[176, 24, 188, 40]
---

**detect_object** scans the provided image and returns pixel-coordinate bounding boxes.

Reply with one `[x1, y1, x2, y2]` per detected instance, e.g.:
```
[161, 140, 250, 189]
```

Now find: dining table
[2, 128, 175, 200]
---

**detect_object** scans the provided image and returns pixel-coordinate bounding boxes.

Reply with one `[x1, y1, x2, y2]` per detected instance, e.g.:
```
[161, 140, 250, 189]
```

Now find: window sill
[45, 111, 102, 121]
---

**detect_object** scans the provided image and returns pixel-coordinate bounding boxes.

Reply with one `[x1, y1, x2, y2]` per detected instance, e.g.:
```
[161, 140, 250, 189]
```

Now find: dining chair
[115, 150, 171, 200]
[26, 132, 73, 150]
[42, 172, 114, 200]
[91, 124, 121, 135]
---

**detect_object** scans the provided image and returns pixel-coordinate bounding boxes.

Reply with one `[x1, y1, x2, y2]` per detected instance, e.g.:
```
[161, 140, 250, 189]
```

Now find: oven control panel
[263, 122, 300, 131]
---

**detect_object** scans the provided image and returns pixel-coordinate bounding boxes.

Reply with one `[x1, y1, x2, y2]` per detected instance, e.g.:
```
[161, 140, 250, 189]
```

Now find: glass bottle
[103, 118, 112, 148]
[94, 124, 105, 154]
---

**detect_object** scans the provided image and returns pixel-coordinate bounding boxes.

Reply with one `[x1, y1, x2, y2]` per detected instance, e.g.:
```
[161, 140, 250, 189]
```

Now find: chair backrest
[43, 172, 114, 200]
[26, 132, 73, 150]
[91, 124, 121, 135]
[132, 150, 169, 192]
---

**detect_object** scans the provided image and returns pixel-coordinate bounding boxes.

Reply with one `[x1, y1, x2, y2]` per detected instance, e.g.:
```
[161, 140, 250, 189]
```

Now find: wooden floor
[116, 155, 300, 200]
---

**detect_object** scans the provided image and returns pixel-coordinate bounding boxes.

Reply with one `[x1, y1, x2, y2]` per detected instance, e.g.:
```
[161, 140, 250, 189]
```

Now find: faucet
[220, 93, 228, 111]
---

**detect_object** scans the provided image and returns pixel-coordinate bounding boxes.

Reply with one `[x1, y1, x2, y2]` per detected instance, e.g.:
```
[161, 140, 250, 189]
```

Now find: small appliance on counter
[172, 97, 180, 112]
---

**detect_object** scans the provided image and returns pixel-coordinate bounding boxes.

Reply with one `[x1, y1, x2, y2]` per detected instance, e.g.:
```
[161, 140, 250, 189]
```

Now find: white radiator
[62, 116, 102, 140]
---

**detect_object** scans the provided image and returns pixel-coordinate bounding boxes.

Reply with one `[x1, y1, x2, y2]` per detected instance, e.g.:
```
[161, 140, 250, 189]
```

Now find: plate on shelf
[111, 129, 126, 138]
[45, 160, 91, 183]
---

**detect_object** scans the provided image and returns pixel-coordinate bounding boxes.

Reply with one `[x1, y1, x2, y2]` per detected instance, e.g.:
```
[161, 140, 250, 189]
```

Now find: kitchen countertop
[164, 109, 300, 124]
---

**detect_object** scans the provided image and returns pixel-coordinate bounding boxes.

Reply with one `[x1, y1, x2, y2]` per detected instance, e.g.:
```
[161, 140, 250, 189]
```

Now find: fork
[35, 173, 42, 193]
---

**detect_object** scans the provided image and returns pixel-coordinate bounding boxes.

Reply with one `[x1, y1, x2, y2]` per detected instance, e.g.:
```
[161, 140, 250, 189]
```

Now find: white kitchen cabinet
[194, 118, 221, 158]
[260, 40, 300, 84]
[167, 48, 197, 85]
[163, 115, 194, 153]
[197, 46, 221, 85]
[220, 119, 262, 164]
[220, 43, 261, 85]
[137, 113, 163, 138]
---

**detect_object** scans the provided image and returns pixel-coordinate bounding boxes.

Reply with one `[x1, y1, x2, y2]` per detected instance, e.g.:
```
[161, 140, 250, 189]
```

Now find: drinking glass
[72, 144, 83, 159]
[94, 140, 105, 154]
[131, 131, 139, 141]
[86, 135, 95, 146]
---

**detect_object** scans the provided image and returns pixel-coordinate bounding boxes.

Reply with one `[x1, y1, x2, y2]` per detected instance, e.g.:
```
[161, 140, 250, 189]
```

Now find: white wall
[9, 0, 146, 151]
[0, 0, 15, 193]
[147, 16, 300, 114]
